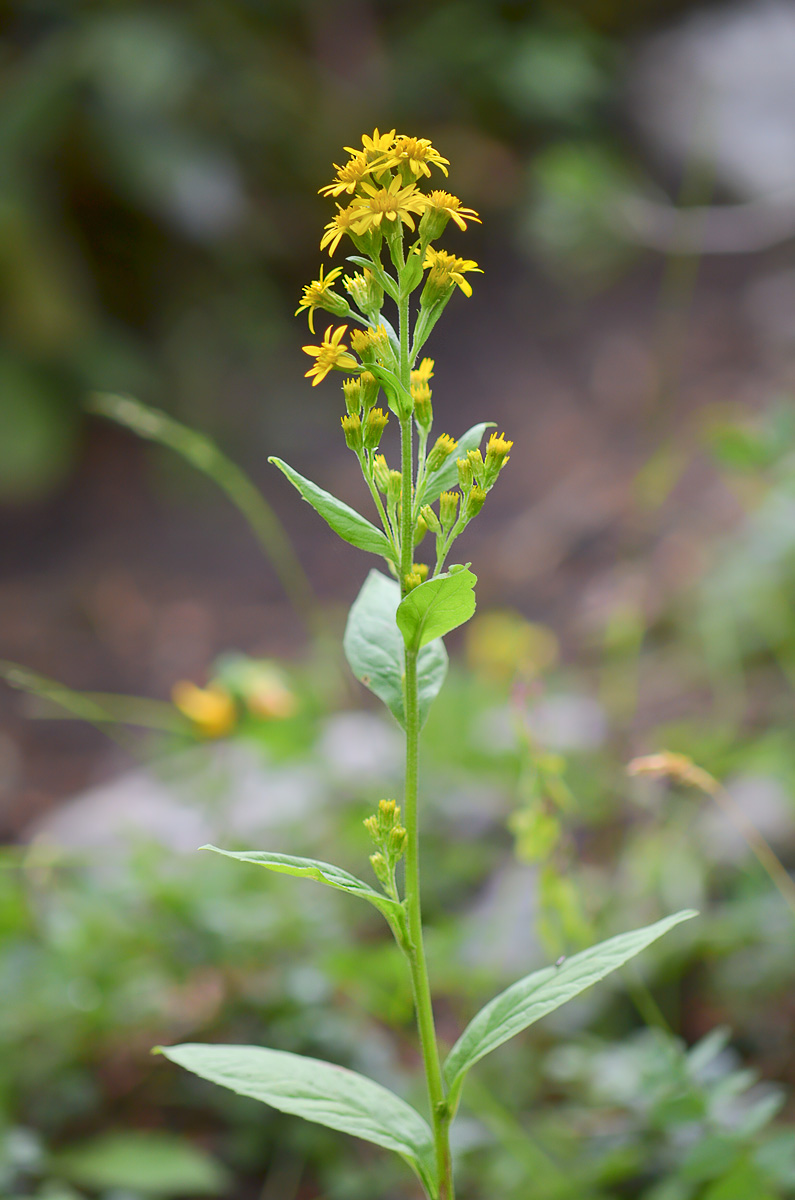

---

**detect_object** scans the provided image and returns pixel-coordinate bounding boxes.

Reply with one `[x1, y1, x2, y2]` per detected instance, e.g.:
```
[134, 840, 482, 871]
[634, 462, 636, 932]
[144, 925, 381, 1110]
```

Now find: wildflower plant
[157, 130, 695, 1200]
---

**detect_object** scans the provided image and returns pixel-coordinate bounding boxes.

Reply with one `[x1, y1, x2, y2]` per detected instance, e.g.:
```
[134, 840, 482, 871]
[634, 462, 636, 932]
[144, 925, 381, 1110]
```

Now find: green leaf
[51, 1131, 229, 1196]
[443, 910, 697, 1099]
[422, 422, 495, 504]
[269, 457, 394, 561]
[343, 570, 447, 728]
[201, 845, 402, 925]
[157, 1044, 436, 1195]
[396, 568, 477, 650]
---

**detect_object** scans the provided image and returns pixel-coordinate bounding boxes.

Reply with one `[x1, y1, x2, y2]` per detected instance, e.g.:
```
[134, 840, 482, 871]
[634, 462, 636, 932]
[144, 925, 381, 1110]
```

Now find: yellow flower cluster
[299, 129, 483, 390]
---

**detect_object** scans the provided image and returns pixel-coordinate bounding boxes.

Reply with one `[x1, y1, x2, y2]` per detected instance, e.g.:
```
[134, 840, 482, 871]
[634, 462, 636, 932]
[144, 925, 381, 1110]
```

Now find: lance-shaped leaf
[202, 845, 401, 925]
[343, 570, 447, 728]
[421, 422, 495, 505]
[397, 568, 477, 651]
[269, 457, 394, 561]
[157, 1044, 436, 1195]
[444, 910, 697, 1102]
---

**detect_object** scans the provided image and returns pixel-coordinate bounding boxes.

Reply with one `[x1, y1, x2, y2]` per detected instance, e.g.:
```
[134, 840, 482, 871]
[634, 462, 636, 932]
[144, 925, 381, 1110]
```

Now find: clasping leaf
[443, 910, 697, 1104]
[344, 570, 448, 728]
[397, 568, 477, 651]
[157, 1044, 437, 1196]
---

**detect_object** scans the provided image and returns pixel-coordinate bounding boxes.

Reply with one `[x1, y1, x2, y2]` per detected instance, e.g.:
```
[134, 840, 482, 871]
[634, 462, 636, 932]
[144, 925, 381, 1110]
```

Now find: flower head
[422, 247, 483, 299]
[422, 190, 481, 235]
[320, 205, 360, 256]
[302, 324, 359, 386]
[346, 128, 397, 161]
[348, 176, 428, 234]
[319, 152, 373, 198]
[411, 357, 434, 386]
[172, 681, 235, 738]
[378, 135, 449, 179]
[295, 265, 347, 332]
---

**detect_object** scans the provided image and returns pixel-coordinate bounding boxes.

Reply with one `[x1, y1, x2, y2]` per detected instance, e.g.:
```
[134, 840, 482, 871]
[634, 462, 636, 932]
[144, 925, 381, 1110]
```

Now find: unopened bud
[344, 268, 384, 316]
[340, 412, 362, 452]
[387, 470, 402, 508]
[389, 825, 407, 857]
[439, 490, 459, 528]
[360, 370, 380, 411]
[373, 454, 390, 493]
[369, 852, 389, 886]
[342, 378, 361, 415]
[456, 457, 473, 491]
[484, 431, 513, 485]
[467, 448, 486, 487]
[363, 406, 388, 450]
[420, 505, 441, 534]
[426, 434, 458, 474]
[378, 798, 398, 828]
[364, 814, 379, 841]
[411, 380, 433, 429]
[466, 485, 487, 518]
[404, 571, 423, 592]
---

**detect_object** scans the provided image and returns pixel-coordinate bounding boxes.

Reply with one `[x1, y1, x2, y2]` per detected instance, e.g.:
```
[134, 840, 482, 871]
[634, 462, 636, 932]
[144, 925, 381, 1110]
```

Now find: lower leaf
[157, 1043, 436, 1195]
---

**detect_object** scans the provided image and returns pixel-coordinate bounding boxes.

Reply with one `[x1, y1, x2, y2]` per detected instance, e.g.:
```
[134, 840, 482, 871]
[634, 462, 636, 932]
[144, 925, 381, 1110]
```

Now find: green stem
[396, 246, 454, 1200]
[359, 451, 399, 562]
[403, 648, 453, 1200]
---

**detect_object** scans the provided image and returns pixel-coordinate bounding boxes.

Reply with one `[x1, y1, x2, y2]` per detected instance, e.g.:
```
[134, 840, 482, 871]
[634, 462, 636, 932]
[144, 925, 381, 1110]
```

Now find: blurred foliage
[0, 0, 703, 502]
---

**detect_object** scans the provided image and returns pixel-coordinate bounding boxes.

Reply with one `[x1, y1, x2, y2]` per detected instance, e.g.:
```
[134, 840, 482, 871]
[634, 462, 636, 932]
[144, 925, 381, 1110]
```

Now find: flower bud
[414, 516, 428, 546]
[467, 448, 486, 488]
[389, 825, 407, 857]
[360, 370, 380, 411]
[369, 852, 389, 886]
[484, 431, 513, 485]
[465, 484, 487, 518]
[342, 377, 362, 415]
[420, 505, 441, 534]
[363, 406, 389, 450]
[425, 433, 458, 474]
[411, 380, 433, 429]
[387, 470, 402, 508]
[439, 490, 459, 529]
[344, 269, 384, 316]
[341, 412, 362, 452]
[404, 570, 423, 592]
[373, 454, 390, 493]
[456, 457, 473, 491]
[378, 798, 398, 830]
[364, 814, 379, 841]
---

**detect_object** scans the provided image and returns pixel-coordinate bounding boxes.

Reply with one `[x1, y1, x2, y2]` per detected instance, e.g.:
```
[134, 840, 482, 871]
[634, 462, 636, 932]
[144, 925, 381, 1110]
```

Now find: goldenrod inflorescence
[297, 129, 511, 581]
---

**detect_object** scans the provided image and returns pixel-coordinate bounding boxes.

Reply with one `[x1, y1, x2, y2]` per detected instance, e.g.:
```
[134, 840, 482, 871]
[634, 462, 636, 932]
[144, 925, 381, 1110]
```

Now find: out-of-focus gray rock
[24, 742, 328, 854]
[699, 773, 794, 863]
[630, 1, 795, 199]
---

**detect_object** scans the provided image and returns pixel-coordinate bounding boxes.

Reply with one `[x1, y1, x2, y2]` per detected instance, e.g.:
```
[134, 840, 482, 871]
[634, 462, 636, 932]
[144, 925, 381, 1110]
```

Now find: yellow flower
[345, 127, 397, 160]
[378, 135, 450, 178]
[348, 176, 428, 234]
[411, 357, 434, 386]
[423, 190, 481, 231]
[319, 152, 374, 197]
[423, 247, 483, 298]
[295, 264, 346, 333]
[172, 681, 236, 738]
[319, 205, 360, 256]
[302, 325, 359, 386]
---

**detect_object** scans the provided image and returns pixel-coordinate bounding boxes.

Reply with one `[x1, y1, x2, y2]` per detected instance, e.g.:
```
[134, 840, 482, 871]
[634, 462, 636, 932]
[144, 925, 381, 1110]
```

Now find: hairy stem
[397, 245, 454, 1200]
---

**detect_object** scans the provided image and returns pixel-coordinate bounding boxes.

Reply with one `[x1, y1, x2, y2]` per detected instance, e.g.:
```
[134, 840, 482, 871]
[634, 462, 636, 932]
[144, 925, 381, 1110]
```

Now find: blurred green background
[3, 1, 795, 1198]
